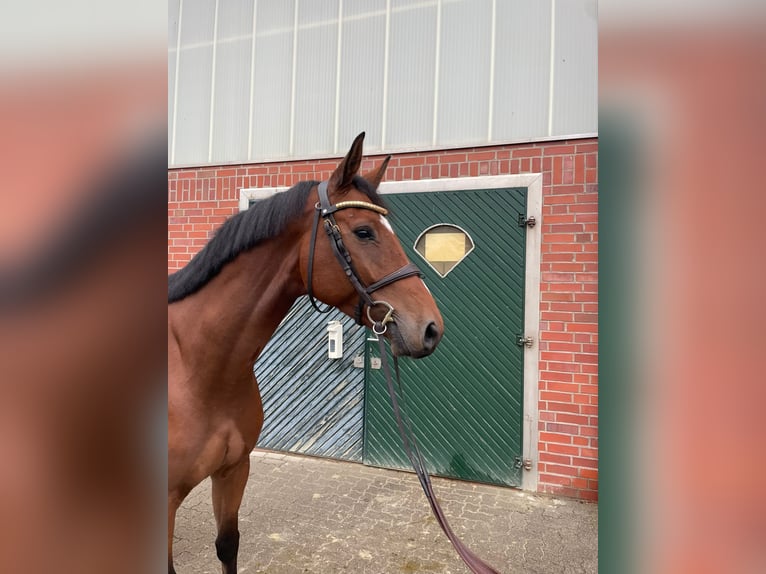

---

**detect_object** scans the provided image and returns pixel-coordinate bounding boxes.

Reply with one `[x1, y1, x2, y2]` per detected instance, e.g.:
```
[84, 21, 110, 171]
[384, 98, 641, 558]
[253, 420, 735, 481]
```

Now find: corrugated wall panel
[492, 0, 552, 140]
[384, 0, 438, 149]
[255, 297, 366, 461]
[552, 0, 598, 135]
[437, 0, 492, 145]
[173, 0, 215, 165]
[293, 0, 339, 157]
[168, 0, 179, 164]
[211, 0, 254, 164]
[169, 0, 597, 166]
[250, 0, 294, 161]
[337, 0, 387, 154]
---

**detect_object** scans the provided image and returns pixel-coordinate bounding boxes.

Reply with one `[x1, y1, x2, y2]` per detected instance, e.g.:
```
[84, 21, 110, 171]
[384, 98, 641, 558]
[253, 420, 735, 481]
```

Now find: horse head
[299, 132, 444, 358]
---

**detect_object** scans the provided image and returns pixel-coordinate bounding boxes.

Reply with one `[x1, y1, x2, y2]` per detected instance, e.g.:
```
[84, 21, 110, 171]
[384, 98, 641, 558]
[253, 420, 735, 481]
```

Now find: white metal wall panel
[173, 0, 215, 166]
[168, 0, 180, 164]
[437, 0, 492, 146]
[292, 0, 339, 157]
[250, 0, 294, 160]
[337, 0, 387, 155]
[211, 0, 254, 164]
[492, 0, 551, 140]
[552, 0, 597, 135]
[385, 0, 438, 150]
[168, 0, 598, 167]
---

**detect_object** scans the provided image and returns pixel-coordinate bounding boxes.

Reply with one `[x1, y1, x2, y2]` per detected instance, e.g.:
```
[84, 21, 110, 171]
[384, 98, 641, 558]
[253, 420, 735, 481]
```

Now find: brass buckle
[368, 301, 395, 334]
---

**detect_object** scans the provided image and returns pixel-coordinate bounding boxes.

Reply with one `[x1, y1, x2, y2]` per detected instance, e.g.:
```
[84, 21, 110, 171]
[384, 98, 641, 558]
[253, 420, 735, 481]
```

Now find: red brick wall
[168, 138, 599, 500]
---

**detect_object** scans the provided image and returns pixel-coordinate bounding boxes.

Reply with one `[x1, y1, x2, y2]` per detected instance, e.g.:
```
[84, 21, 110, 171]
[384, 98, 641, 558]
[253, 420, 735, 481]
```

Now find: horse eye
[353, 227, 375, 241]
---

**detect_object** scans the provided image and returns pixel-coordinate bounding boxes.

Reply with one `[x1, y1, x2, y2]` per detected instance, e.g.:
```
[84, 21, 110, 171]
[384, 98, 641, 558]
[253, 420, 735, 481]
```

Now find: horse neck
[169, 234, 305, 377]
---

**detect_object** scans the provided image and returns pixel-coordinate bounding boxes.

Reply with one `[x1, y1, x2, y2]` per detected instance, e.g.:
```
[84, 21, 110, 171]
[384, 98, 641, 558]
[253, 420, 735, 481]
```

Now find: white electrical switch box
[327, 321, 343, 359]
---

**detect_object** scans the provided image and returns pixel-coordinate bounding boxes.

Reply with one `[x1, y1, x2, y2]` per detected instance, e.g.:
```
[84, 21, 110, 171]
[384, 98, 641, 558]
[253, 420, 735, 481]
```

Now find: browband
[316, 181, 388, 216]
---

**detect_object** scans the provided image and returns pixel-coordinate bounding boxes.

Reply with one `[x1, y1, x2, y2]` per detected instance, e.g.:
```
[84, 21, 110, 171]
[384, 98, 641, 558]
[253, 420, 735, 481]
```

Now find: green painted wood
[363, 188, 527, 487]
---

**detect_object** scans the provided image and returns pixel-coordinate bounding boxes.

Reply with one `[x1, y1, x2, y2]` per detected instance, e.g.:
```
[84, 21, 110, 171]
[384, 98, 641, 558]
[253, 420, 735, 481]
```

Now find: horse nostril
[423, 321, 441, 351]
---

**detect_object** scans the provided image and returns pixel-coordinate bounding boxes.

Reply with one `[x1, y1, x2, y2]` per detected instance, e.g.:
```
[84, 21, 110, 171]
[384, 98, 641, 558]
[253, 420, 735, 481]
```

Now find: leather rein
[377, 339, 501, 574]
[306, 180, 501, 574]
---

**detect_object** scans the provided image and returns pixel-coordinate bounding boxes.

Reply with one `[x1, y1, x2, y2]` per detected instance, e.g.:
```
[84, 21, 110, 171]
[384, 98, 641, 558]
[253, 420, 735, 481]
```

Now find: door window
[413, 224, 474, 277]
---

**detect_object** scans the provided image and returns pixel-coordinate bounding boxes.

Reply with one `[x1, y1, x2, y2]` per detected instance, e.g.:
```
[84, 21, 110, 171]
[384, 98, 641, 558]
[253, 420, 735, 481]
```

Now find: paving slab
[173, 450, 597, 573]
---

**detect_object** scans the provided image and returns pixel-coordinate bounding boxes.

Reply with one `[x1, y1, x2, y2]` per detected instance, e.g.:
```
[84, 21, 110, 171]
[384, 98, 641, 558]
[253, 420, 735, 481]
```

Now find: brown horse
[168, 133, 444, 573]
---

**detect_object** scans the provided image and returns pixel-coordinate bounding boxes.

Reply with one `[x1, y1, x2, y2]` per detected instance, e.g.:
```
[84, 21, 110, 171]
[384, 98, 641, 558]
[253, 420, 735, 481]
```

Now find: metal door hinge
[518, 214, 536, 228]
[516, 335, 534, 348]
[514, 457, 533, 471]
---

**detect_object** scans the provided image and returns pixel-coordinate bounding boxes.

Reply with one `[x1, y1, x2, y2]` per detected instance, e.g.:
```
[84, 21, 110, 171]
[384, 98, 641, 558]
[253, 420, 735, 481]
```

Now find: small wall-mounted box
[327, 321, 343, 359]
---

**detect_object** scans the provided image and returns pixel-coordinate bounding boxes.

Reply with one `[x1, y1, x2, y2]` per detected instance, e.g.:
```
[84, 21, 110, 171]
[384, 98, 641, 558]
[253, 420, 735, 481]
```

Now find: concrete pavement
[173, 449, 597, 573]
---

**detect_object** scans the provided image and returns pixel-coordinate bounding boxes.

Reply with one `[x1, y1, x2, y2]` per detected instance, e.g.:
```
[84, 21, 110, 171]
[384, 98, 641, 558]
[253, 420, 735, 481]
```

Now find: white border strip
[333, 0, 344, 154]
[487, 0, 497, 141]
[247, 0, 258, 161]
[431, 0, 442, 146]
[170, 0, 183, 165]
[239, 186, 288, 212]
[289, 0, 299, 155]
[207, 0, 220, 163]
[380, 0, 391, 150]
[547, 0, 556, 137]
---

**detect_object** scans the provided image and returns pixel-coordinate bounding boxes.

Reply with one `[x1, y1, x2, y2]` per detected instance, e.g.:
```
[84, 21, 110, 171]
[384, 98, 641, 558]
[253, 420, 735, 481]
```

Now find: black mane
[168, 176, 386, 303]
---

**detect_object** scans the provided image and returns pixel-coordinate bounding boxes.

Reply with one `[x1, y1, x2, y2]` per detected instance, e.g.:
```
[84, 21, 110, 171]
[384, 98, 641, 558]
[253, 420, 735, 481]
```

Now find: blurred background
[600, 1, 766, 573]
[0, 2, 166, 573]
[0, 1, 764, 573]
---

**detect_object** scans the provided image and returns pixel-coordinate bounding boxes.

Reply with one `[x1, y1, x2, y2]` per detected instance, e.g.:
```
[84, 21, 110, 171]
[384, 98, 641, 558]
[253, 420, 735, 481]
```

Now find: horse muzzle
[386, 318, 443, 358]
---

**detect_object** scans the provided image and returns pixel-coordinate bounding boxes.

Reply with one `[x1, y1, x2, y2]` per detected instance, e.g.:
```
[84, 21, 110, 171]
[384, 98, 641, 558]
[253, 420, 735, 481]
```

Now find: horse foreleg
[168, 497, 178, 574]
[168, 487, 189, 574]
[211, 456, 250, 574]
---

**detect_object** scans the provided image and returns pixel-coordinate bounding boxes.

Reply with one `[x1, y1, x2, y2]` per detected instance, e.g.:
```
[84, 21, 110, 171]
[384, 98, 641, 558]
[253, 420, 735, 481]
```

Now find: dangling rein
[308, 179, 501, 572]
[374, 333, 501, 574]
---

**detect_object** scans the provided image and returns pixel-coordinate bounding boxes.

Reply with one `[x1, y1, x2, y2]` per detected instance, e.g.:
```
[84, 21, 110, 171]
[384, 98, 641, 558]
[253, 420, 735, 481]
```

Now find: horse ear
[328, 132, 365, 195]
[363, 155, 391, 190]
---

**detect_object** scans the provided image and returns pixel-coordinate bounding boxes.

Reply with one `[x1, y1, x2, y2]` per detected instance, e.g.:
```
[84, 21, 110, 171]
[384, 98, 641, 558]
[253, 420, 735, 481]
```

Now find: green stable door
[364, 188, 528, 487]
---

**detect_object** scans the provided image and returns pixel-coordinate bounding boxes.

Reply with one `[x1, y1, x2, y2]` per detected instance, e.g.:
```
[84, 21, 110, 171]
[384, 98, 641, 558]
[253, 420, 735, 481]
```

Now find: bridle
[306, 180, 423, 334]
[306, 180, 501, 574]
